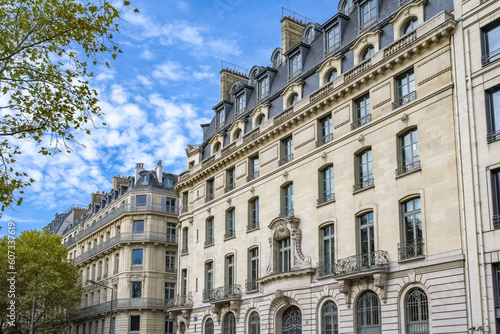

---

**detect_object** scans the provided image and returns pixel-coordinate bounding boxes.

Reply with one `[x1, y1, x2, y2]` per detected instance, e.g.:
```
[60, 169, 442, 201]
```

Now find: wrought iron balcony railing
[317, 193, 335, 205]
[393, 91, 417, 109]
[165, 267, 177, 273]
[353, 178, 374, 192]
[396, 160, 421, 176]
[317, 261, 336, 278]
[203, 284, 242, 303]
[334, 250, 390, 277]
[245, 279, 259, 292]
[482, 48, 500, 66]
[279, 209, 294, 218]
[247, 171, 260, 182]
[165, 294, 193, 310]
[351, 114, 372, 130]
[487, 130, 500, 144]
[224, 230, 236, 240]
[493, 214, 500, 229]
[316, 133, 333, 147]
[279, 154, 294, 166]
[398, 239, 424, 260]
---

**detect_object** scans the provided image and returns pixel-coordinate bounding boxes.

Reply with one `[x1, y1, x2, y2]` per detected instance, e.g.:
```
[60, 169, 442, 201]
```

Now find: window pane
[133, 221, 144, 234]
[130, 316, 140, 331]
[132, 249, 143, 265]
[486, 25, 500, 62]
[136, 195, 146, 207]
[131, 281, 141, 298]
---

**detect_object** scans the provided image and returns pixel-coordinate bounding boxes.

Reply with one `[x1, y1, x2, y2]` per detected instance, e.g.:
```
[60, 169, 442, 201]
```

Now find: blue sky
[2, 0, 340, 236]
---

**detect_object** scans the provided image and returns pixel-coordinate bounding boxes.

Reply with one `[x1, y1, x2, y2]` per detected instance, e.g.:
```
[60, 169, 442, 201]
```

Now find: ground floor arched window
[356, 291, 381, 334]
[282, 306, 302, 334]
[248, 311, 260, 334]
[321, 300, 338, 334]
[405, 288, 429, 334]
[224, 312, 236, 334]
[204, 318, 214, 334]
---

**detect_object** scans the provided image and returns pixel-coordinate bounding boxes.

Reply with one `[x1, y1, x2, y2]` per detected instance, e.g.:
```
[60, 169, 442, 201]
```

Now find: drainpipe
[465, 29, 490, 333]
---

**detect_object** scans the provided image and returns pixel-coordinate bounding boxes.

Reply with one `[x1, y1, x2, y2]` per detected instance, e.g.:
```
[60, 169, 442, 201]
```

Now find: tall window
[492, 169, 500, 229]
[224, 313, 236, 334]
[318, 114, 333, 146]
[288, 93, 299, 107]
[280, 136, 293, 165]
[395, 69, 416, 108]
[290, 53, 302, 78]
[205, 318, 214, 334]
[206, 178, 214, 201]
[167, 223, 176, 242]
[237, 94, 246, 114]
[321, 301, 338, 334]
[327, 25, 341, 52]
[283, 306, 302, 333]
[354, 93, 371, 128]
[132, 249, 143, 266]
[136, 195, 147, 207]
[319, 166, 334, 204]
[181, 269, 187, 298]
[247, 248, 259, 292]
[205, 261, 213, 295]
[305, 27, 314, 44]
[130, 316, 140, 332]
[486, 86, 500, 143]
[133, 220, 144, 234]
[165, 251, 176, 272]
[357, 291, 381, 334]
[226, 167, 235, 192]
[131, 281, 142, 298]
[360, 0, 377, 30]
[319, 225, 335, 277]
[282, 183, 294, 217]
[278, 238, 291, 273]
[248, 312, 260, 334]
[355, 149, 373, 191]
[225, 208, 235, 239]
[358, 212, 375, 265]
[398, 129, 419, 175]
[400, 198, 423, 260]
[182, 191, 188, 213]
[259, 77, 269, 99]
[217, 109, 225, 128]
[226, 255, 235, 290]
[205, 217, 214, 246]
[482, 21, 500, 65]
[165, 316, 175, 334]
[326, 69, 338, 83]
[405, 288, 429, 334]
[403, 17, 419, 35]
[104, 258, 109, 278]
[249, 155, 259, 180]
[249, 198, 260, 230]
[114, 253, 119, 274]
[165, 197, 176, 213]
[493, 263, 500, 332]
[361, 46, 375, 61]
[182, 227, 188, 254]
[165, 282, 175, 300]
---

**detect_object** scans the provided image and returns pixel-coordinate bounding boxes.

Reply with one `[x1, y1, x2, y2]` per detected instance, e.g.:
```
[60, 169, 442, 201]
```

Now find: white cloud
[152, 60, 185, 81]
[140, 49, 155, 60]
[137, 75, 153, 87]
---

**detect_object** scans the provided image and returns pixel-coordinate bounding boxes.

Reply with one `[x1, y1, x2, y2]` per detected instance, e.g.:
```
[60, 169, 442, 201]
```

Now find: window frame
[165, 251, 176, 272]
[319, 165, 335, 204]
[226, 167, 235, 192]
[280, 136, 293, 165]
[360, 0, 378, 31]
[289, 53, 302, 79]
[399, 197, 424, 261]
[281, 182, 294, 217]
[248, 311, 261, 334]
[327, 25, 341, 53]
[131, 249, 143, 266]
[402, 17, 419, 35]
[318, 114, 333, 146]
[164, 282, 175, 300]
[225, 208, 236, 239]
[129, 315, 140, 332]
[353, 93, 371, 129]
[319, 224, 335, 277]
[356, 291, 381, 333]
[182, 227, 189, 254]
[247, 247, 259, 292]
[248, 197, 260, 231]
[206, 178, 215, 202]
[258, 76, 269, 99]
[486, 86, 500, 143]
[223, 312, 236, 334]
[321, 300, 339, 334]
[404, 288, 429, 334]
[133, 220, 144, 234]
[492, 169, 500, 229]
[355, 148, 374, 191]
[205, 261, 213, 294]
[205, 217, 214, 246]
[481, 19, 500, 66]
[357, 211, 375, 262]
[131, 281, 142, 298]
[278, 237, 291, 273]
[397, 128, 420, 176]
[236, 93, 246, 114]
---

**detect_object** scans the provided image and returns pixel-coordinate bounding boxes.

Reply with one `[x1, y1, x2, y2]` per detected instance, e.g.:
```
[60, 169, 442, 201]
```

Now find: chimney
[91, 192, 105, 204]
[280, 16, 306, 55]
[135, 163, 144, 181]
[220, 68, 248, 101]
[156, 160, 163, 184]
[112, 176, 128, 190]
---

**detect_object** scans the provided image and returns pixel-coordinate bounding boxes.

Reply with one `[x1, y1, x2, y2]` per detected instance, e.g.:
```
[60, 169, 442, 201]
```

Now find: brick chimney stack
[280, 16, 306, 55]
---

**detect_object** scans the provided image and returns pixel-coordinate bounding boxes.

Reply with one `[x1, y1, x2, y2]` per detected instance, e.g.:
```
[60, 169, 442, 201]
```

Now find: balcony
[316, 133, 333, 147]
[317, 261, 336, 278]
[130, 264, 143, 271]
[384, 30, 417, 59]
[334, 251, 390, 279]
[247, 171, 259, 182]
[396, 160, 421, 177]
[76, 298, 168, 318]
[392, 91, 417, 109]
[493, 214, 500, 229]
[353, 178, 374, 192]
[165, 294, 193, 310]
[482, 47, 500, 66]
[279, 154, 294, 166]
[344, 58, 372, 83]
[487, 130, 500, 144]
[279, 209, 294, 218]
[398, 239, 424, 261]
[202, 284, 242, 304]
[351, 114, 372, 130]
[245, 279, 259, 293]
[64, 236, 76, 248]
[317, 193, 335, 206]
[224, 230, 236, 240]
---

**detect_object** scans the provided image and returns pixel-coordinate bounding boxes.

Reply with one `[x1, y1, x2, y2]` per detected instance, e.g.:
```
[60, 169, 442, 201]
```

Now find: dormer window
[234, 128, 242, 140]
[403, 17, 418, 35]
[236, 94, 246, 115]
[288, 93, 299, 107]
[259, 77, 269, 99]
[327, 25, 341, 53]
[214, 142, 221, 153]
[326, 69, 338, 83]
[216, 109, 225, 129]
[139, 173, 149, 185]
[342, 0, 354, 14]
[273, 52, 282, 67]
[360, 0, 377, 31]
[362, 45, 375, 61]
[305, 27, 314, 44]
[290, 53, 302, 79]
[164, 176, 173, 187]
[257, 114, 266, 126]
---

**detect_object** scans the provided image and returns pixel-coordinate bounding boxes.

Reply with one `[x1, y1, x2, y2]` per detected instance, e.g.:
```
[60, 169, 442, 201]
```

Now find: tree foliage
[0, 230, 81, 333]
[0, 0, 138, 213]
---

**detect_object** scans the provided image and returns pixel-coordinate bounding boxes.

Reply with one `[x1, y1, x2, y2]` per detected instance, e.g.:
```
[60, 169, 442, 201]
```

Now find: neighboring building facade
[50, 162, 179, 334]
[173, 1, 474, 333]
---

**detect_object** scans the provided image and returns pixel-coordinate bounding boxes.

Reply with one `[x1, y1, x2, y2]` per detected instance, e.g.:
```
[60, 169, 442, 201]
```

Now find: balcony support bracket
[337, 279, 352, 308]
[373, 272, 388, 303]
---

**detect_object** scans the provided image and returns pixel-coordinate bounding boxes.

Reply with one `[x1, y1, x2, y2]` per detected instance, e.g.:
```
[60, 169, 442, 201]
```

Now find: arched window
[326, 69, 338, 83]
[403, 17, 419, 35]
[214, 142, 221, 153]
[405, 288, 429, 334]
[342, 0, 354, 14]
[224, 313, 236, 334]
[257, 114, 266, 126]
[248, 311, 260, 334]
[321, 300, 338, 334]
[139, 173, 149, 185]
[282, 306, 302, 334]
[204, 318, 214, 334]
[234, 128, 242, 140]
[305, 27, 314, 44]
[274, 51, 282, 66]
[362, 45, 375, 61]
[288, 93, 299, 107]
[356, 291, 381, 334]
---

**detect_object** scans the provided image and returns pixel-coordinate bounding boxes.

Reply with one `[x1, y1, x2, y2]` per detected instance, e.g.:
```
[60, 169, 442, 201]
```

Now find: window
[358, 212, 375, 265]
[360, 0, 377, 30]
[165, 282, 175, 300]
[274, 51, 282, 67]
[283, 306, 302, 333]
[133, 220, 144, 234]
[225, 208, 235, 239]
[342, 0, 354, 14]
[400, 198, 423, 260]
[205, 319, 214, 334]
[248, 198, 260, 230]
[394, 69, 416, 108]
[165, 316, 175, 334]
[288, 93, 299, 107]
[104, 258, 109, 278]
[327, 25, 341, 52]
[136, 195, 147, 207]
[131, 281, 142, 298]
[405, 288, 429, 334]
[237, 94, 246, 114]
[305, 27, 314, 44]
[319, 166, 335, 204]
[326, 69, 338, 83]
[205, 217, 214, 246]
[482, 21, 500, 65]
[355, 149, 373, 191]
[494, 263, 500, 332]
[492, 169, 500, 229]
[290, 53, 302, 79]
[132, 249, 143, 266]
[206, 178, 214, 202]
[234, 128, 242, 140]
[319, 225, 335, 277]
[249, 155, 259, 181]
[139, 173, 149, 185]
[486, 86, 500, 143]
[259, 77, 269, 99]
[257, 114, 266, 126]
[361, 45, 375, 61]
[181, 269, 187, 297]
[318, 114, 333, 146]
[321, 301, 338, 334]
[165, 251, 176, 272]
[114, 253, 119, 274]
[182, 227, 188, 254]
[224, 313, 236, 334]
[248, 311, 260, 334]
[398, 128, 419, 175]
[164, 176, 174, 187]
[130, 315, 140, 332]
[204, 261, 213, 299]
[214, 142, 221, 152]
[226, 167, 235, 192]
[216, 109, 225, 128]
[353, 93, 371, 129]
[167, 223, 176, 242]
[166, 197, 176, 213]
[403, 17, 418, 35]
[247, 248, 259, 292]
[280, 136, 293, 165]
[282, 183, 294, 217]
[278, 238, 291, 273]
[226, 255, 235, 289]
[356, 291, 381, 333]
